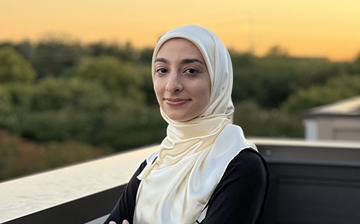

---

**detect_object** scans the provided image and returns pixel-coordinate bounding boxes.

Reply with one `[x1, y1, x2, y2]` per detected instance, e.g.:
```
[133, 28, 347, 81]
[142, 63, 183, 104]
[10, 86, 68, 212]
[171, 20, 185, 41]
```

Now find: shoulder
[221, 148, 268, 188]
[145, 151, 159, 165]
[229, 148, 267, 172]
[203, 148, 269, 223]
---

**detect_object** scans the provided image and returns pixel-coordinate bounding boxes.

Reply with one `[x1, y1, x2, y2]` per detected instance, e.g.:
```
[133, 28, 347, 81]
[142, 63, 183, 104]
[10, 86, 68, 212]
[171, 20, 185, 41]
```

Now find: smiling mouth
[164, 98, 191, 105]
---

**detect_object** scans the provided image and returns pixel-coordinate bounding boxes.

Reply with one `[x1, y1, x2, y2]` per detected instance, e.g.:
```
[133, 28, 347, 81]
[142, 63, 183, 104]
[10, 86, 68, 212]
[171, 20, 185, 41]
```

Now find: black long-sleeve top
[104, 148, 268, 224]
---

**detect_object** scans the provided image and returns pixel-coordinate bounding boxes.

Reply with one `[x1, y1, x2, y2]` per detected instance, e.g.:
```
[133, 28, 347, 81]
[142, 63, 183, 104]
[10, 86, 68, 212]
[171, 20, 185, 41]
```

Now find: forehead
[155, 38, 204, 59]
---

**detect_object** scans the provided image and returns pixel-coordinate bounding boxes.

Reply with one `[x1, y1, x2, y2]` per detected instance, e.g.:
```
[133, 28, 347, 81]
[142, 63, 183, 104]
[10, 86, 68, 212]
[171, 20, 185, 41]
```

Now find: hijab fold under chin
[134, 25, 256, 224]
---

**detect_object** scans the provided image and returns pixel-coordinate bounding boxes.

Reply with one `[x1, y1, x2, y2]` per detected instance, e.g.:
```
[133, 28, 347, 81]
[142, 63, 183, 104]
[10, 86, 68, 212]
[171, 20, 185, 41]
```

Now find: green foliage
[264, 45, 289, 58]
[92, 104, 166, 150]
[0, 77, 166, 151]
[234, 100, 303, 138]
[138, 47, 154, 64]
[2, 38, 360, 181]
[1, 105, 165, 151]
[0, 46, 36, 83]
[32, 77, 113, 111]
[31, 35, 84, 79]
[0, 41, 34, 62]
[0, 129, 113, 182]
[87, 41, 136, 62]
[77, 56, 145, 101]
[0, 83, 35, 111]
[281, 74, 360, 114]
[347, 54, 360, 74]
[135, 63, 157, 105]
[231, 53, 333, 108]
[0, 77, 113, 111]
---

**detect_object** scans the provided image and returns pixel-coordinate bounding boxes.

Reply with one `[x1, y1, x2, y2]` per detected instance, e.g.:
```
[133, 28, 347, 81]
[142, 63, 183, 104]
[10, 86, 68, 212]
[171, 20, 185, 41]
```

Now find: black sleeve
[202, 149, 269, 224]
[103, 160, 147, 224]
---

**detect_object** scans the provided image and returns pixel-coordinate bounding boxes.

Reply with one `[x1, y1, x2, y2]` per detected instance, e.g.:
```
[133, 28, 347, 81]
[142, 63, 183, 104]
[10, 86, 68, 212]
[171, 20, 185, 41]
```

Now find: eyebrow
[155, 58, 204, 65]
[182, 58, 204, 64]
[154, 58, 169, 63]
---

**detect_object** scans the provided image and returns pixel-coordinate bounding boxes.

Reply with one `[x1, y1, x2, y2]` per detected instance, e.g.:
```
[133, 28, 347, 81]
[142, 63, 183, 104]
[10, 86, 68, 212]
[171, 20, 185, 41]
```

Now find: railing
[1, 139, 360, 224]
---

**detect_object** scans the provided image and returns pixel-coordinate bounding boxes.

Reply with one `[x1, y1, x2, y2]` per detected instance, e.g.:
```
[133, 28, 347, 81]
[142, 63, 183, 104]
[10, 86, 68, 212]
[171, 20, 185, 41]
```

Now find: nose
[166, 71, 183, 93]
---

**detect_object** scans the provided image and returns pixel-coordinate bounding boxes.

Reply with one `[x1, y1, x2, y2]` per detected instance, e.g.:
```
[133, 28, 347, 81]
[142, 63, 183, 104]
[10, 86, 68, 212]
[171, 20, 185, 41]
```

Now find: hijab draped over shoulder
[135, 25, 256, 224]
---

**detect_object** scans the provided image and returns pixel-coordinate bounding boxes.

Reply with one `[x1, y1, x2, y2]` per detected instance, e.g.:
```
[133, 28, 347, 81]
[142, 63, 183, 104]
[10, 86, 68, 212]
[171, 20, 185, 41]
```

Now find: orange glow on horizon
[1, 0, 360, 61]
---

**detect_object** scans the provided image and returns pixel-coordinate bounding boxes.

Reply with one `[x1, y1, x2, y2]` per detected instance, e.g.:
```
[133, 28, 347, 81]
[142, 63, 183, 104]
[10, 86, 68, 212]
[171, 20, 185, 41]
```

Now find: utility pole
[248, 12, 256, 55]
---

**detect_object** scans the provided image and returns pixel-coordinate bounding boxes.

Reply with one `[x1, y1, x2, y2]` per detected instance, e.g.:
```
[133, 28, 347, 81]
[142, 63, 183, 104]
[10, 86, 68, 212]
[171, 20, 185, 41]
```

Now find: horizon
[1, 0, 360, 62]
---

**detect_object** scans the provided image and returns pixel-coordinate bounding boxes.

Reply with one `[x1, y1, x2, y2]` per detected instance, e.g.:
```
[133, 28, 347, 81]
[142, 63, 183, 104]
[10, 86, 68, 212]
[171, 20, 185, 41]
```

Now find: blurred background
[1, 0, 360, 182]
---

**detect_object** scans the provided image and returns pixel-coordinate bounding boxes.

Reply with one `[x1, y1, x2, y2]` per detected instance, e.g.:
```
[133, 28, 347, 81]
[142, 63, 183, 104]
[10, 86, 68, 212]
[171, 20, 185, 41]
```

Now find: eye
[156, 68, 168, 74]
[185, 68, 199, 75]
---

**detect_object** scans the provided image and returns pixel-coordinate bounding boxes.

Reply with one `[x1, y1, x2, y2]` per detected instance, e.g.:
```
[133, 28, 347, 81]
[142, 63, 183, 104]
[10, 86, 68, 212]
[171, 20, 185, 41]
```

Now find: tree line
[1, 37, 360, 181]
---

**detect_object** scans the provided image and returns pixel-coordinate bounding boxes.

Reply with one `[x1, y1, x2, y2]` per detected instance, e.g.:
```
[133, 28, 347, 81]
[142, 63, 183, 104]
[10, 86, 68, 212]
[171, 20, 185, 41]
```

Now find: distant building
[303, 96, 360, 142]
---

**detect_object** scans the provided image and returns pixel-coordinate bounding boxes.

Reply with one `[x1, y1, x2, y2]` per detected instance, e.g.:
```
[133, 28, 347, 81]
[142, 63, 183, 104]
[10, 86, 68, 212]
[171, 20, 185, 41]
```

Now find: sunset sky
[1, 0, 360, 61]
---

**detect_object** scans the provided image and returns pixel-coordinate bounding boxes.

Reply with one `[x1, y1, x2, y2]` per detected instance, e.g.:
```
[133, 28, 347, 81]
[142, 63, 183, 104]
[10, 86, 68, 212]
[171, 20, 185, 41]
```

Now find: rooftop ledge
[1, 138, 360, 223]
[0, 145, 158, 223]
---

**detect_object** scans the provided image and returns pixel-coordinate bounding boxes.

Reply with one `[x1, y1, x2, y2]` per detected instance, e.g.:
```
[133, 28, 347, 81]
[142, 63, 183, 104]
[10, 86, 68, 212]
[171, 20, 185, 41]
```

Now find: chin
[170, 115, 198, 122]
[167, 114, 188, 122]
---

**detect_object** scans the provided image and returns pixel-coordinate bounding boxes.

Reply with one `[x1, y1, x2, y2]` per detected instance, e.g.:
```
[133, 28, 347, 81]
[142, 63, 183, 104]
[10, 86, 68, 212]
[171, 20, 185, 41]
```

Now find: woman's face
[154, 38, 211, 122]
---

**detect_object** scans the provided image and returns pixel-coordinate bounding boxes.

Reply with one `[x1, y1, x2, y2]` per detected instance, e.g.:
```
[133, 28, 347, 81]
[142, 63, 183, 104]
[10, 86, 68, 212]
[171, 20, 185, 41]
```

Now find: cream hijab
[134, 25, 256, 224]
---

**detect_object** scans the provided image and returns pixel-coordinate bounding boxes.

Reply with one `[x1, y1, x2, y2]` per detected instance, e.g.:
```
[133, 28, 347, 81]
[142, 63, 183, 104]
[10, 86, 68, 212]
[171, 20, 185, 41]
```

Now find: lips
[164, 98, 191, 105]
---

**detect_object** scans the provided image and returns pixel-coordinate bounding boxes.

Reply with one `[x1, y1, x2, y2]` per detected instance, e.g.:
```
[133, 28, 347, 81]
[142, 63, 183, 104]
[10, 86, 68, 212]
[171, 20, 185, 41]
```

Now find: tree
[135, 63, 157, 105]
[138, 47, 154, 64]
[265, 45, 289, 58]
[232, 52, 332, 108]
[348, 52, 360, 74]
[0, 46, 36, 83]
[281, 74, 360, 114]
[0, 77, 166, 151]
[32, 35, 84, 78]
[28, 77, 114, 112]
[233, 100, 303, 138]
[77, 56, 145, 101]
[13, 41, 34, 61]
[0, 129, 113, 181]
[87, 41, 136, 62]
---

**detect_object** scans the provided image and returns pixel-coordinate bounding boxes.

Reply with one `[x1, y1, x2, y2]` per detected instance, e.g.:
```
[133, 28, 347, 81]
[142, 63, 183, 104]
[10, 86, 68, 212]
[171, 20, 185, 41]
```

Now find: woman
[105, 25, 268, 224]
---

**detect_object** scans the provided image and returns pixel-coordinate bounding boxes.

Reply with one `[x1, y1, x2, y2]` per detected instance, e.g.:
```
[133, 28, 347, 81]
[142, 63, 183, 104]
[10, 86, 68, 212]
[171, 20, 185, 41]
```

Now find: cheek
[195, 83, 211, 103]
[153, 80, 164, 99]
[195, 75, 211, 100]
